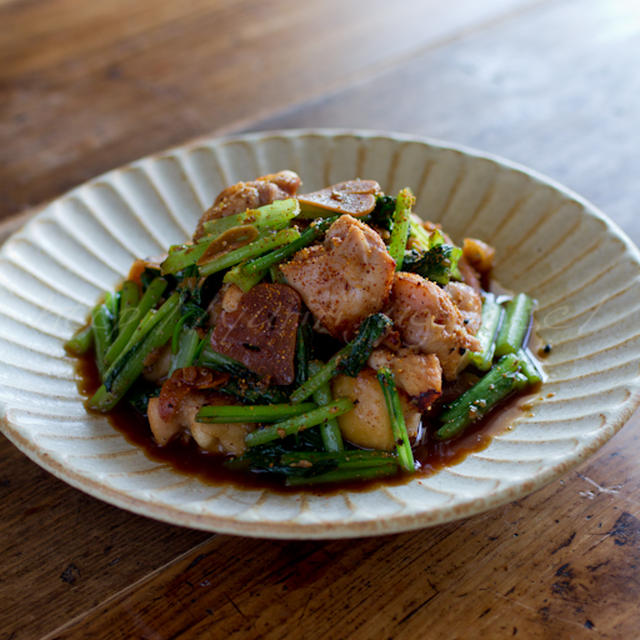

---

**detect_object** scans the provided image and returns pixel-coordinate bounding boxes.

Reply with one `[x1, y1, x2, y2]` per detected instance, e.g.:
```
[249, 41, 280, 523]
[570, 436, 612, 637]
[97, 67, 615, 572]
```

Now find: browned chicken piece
[444, 282, 483, 335]
[457, 255, 482, 293]
[147, 394, 253, 455]
[194, 170, 301, 240]
[190, 420, 254, 456]
[148, 368, 250, 453]
[210, 283, 301, 385]
[387, 272, 481, 380]
[368, 347, 442, 411]
[332, 369, 421, 451]
[280, 214, 396, 341]
[463, 237, 495, 273]
[148, 394, 200, 447]
[297, 179, 381, 218]
[157, 366, 229, 422]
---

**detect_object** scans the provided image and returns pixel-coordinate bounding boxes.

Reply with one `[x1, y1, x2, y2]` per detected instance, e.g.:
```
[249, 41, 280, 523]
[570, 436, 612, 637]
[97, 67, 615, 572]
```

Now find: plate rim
[2, 127, 640, 539]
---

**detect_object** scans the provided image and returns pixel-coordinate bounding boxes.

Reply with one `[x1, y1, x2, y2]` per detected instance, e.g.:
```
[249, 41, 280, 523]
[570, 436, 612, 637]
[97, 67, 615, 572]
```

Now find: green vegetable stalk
[290, 313, 392, 404]
[308, 360, 344, 452]
[245, 398, 354, 447]
[495, 293, 534, 356]
[104, 277, 167, 368]
[468, 293, 503, 371]
[196, 402, 317, 424]
[88, 293, 182, 411]
[387, 187, 415, 269]
[376, 368, 415, 472]
[199, 228, 301, 277]
[436, 353, 525, 441]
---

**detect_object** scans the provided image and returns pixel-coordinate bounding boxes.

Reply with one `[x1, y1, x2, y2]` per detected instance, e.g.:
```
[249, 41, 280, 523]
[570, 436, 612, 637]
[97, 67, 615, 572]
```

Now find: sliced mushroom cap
[297, 179, 381, 218]
[210, 283, 302, 385]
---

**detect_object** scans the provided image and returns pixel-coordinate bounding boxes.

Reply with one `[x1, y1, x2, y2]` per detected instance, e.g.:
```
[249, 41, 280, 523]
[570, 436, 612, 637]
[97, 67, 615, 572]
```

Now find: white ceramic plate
[2, 130, 640, 539]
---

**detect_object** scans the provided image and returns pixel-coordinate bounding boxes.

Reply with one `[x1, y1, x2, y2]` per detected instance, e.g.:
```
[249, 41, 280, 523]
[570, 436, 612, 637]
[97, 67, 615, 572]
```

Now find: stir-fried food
[66, 171, 543, 487]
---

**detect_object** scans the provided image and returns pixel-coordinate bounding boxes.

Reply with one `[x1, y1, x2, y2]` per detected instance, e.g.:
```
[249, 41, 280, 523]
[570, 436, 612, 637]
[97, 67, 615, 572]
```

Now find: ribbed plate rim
[1, 128, 639, 539]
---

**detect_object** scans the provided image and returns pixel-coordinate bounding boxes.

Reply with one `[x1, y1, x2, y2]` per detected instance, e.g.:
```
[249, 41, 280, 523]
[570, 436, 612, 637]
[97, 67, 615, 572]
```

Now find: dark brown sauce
[75, 347, 543, 495]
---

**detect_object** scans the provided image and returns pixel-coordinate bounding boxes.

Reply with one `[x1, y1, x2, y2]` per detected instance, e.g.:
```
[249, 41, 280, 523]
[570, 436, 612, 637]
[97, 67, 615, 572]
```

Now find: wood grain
[255, 0, 640, 246]
[2, 0, 640, 638]
[0, 0, 533, 220]
[44, 412, 640, 640]
[0, 438, 211, 640]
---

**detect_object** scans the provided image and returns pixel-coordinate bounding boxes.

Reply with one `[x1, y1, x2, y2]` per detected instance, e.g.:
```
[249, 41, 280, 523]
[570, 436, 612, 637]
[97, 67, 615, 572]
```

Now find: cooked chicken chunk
[332, 369, 421, 451]
[368, 347, 442, 411]
[444, 282, 483, 335]
[194, 170, 301, 240]
[387, 272, 481, 380]
[457, 255, 482, 293]
[191, 421, 253, 456]
[148, 394, 253, 455]
[463, 237, 495, 273]
[280, 214, 395, 340]
[148, 394, 197, 447]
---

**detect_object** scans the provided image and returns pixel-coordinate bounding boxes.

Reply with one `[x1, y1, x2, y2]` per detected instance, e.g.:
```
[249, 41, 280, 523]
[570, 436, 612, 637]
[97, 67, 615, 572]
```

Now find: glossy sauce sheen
[76, 345, 545, 495]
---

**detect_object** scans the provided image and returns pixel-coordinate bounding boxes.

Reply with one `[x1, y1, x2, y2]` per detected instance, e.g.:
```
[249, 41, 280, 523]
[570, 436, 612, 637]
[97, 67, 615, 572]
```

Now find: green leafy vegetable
[387, 187, 415, 269]
[290, 313, 392, 403]
[402, 228, 463, 285]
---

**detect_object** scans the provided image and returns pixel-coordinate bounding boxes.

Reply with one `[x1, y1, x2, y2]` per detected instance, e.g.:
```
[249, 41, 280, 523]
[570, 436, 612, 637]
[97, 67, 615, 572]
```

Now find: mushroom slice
[210, 283, 302, 385]
[297, 179, 381, 218]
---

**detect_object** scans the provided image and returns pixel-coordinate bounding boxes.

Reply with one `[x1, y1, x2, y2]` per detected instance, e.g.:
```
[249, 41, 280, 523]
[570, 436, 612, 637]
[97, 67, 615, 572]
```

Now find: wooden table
[2, 0, 640, 637]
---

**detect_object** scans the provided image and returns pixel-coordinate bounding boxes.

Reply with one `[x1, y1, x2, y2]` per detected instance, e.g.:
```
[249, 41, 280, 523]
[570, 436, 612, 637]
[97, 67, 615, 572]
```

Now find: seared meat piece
[210, 283, 301, 385]
[332, 368, 421, 451]
[462, 237, 495, 274]
[280, 214, 395, 341]
[444, 282, 483, 335]
[157, 366, 228, 422]
[148, 392, 253, 455]
[457, 255, 482, 293]
[190, 394, 255, 455]
[148, 394, 201, 447]
[148, 368, 253, 454]
[194, 170, 301, 240]
[368, 347, 442, 411]
[297, 179, 381, 217]
[387, 272, 480, 380]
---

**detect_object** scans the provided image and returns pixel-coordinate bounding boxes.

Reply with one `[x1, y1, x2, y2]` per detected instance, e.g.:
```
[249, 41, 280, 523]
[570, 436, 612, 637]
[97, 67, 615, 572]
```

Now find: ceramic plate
[2, 130, 639, 539]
